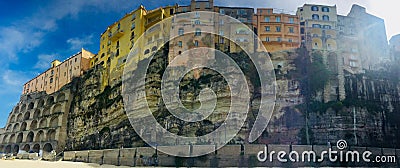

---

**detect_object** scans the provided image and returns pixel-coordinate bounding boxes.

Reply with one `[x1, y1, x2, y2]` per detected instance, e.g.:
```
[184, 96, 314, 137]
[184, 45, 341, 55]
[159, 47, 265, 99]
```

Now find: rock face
[1, 48, 399, 154]
[258, 49, 400, 148]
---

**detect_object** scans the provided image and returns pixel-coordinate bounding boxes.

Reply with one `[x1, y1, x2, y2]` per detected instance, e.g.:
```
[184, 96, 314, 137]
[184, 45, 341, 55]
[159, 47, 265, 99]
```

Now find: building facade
[91, 5, 176, 89]
[23, 49, 94, 95]
[389, 34, 400, 62]
[297, 4, 338, 51]
[214, 6, 255, 53]
[254, 8, 300, 52]
[346, 5, 389, 71]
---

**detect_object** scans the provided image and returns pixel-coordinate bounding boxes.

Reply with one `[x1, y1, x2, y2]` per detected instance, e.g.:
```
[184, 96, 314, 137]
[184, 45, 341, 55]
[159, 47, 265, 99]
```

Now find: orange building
[254, 8, 300, 52]
[22, 49, 94, 95]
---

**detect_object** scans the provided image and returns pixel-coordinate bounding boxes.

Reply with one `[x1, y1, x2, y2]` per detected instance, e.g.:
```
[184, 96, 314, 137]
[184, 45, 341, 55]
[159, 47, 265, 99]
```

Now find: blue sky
[0, 0, 398, 127]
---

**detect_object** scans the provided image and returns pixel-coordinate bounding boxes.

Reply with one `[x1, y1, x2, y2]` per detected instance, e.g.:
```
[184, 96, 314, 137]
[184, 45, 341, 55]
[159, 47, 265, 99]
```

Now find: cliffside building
[22, 49, 94, 95]
[254, 8, 300, 52]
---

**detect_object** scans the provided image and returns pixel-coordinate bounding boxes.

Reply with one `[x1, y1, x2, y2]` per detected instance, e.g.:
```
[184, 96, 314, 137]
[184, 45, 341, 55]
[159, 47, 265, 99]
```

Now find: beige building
[214, 6, 255, 53]
[254, 8, 300, 52]
[23, 49, 94, 95]
[297, 4, 338, 51]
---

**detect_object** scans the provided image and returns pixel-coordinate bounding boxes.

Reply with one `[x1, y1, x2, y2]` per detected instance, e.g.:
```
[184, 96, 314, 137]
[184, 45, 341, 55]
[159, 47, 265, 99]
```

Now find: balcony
[145, 8, 165, 29]
[110, 30, 124, 41]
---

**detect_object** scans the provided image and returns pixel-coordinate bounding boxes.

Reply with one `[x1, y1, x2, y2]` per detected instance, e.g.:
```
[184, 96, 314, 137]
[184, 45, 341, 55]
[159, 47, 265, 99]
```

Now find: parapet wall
[59, 144, 400, 167]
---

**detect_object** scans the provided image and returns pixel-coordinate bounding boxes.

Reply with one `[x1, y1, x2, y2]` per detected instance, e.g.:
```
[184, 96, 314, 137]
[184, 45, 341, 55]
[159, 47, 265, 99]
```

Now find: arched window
[322, 7, 330, 12]
[311, 6, 319, 11]
[144, 49, 150, 55]
[152, 46, 157, 52]
[312, 14, 319, 20]
[323, 15, 329, 21]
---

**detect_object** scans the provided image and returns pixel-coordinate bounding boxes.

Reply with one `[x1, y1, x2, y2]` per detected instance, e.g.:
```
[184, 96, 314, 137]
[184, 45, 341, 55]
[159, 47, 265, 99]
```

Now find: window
[276, 16, 281, 22]
[144, 49, 150, 55]
[300, 28, 305, 34]
[178, 41, 182, 47]
[323, 25, 332, 29]
[194, 40, 199, 47]
[195, 28, 201, 36]
[131, 14, 136, 20]
[220, 9, 225, 14]
[238, 9, 246, 15]
[117, 23, 121, 30]
[350, 61, 357, 67]
[322, 7, 330, 12]
[219, 37, 224, 44]
[178, 28, 184, 36]
[276, 26, 281, 32]
[178, 51, 182, 55]
[289, 27, 294, 33]
[194, 20, 201, 25]
[131, 23, 135, 30]
[195, 12, 200, 18]
[116, 49, 119, 56]
[322, 15, 329, 21]
[195, 3, 200, 9]
[265, 37, 270, 42]
[265, 26, 270, 32]
[312, 14, 319, 20]
[277, 37, 281, 42]
[219, 19, 224, 25]
[205, 3, 210, 8]
[131, 32, 135, 39]
[51, 70, 54, 75]
[50, 78, 53, 83]
[289, 38, 293, 42]
[289, 18, 294, 24]
[264, 16, 270, 22]
[116, 41, 119, 48]
[311, 6, 319, 11]
[219, 30, 224, 36]
[312, 24, 321, 28]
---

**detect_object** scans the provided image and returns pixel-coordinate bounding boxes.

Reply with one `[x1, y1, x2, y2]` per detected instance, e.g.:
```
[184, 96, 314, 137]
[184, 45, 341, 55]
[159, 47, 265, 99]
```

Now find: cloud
[67, 34, 94, 51]
[34, 54, 58, 70]
[0, 27, 43, 64]
[0, 70, 31, 94]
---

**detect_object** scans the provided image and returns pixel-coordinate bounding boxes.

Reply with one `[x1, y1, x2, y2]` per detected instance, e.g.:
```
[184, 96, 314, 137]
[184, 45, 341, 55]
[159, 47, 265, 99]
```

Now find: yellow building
[254, 8, 300, 52]
[23, 49, 94, 95]
[297, 4, 338, 51]
[91, 5, 177, 88]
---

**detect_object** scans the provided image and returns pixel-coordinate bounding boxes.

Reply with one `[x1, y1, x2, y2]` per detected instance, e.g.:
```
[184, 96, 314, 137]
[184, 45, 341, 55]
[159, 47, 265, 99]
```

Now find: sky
[0, 0, 398, 127]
